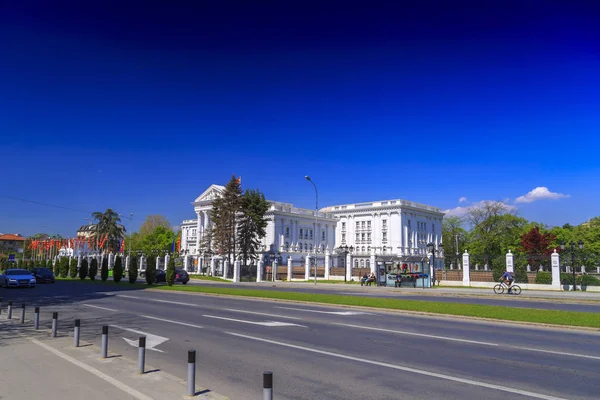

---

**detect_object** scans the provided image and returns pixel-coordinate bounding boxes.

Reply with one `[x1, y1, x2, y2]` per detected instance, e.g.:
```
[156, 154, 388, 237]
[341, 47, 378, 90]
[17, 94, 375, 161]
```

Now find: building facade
[181, 184, 445, 280]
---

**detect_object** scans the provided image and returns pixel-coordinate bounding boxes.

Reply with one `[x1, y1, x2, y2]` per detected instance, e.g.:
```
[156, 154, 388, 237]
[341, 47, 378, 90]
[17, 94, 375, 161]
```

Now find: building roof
[0, 234, 26, 241]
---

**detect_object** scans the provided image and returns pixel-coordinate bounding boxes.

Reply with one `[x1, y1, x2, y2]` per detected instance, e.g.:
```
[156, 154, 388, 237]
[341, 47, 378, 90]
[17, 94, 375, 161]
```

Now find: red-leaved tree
[518, 226, 556, 269]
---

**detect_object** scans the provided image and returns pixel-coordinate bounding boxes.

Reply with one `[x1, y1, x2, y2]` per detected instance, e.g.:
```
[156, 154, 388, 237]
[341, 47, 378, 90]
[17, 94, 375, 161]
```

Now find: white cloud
[444, 200, 517, 217]
[458, 197, 468, 203]
[443, 205, 470, 217]
[515, 187, 570, 204]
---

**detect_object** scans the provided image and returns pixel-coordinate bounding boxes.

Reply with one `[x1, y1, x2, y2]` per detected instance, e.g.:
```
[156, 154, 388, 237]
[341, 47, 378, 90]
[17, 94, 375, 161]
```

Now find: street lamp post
[128, 213, 133, 258]
[560, 240, 584, 291]
[305, 176, 318, 285]
[336, 245, 354, 282]
[427, 242, 444, 287]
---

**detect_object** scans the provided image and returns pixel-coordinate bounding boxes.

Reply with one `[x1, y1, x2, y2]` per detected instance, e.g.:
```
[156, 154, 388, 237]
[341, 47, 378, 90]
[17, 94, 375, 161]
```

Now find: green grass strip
[55, 278, 600, 328]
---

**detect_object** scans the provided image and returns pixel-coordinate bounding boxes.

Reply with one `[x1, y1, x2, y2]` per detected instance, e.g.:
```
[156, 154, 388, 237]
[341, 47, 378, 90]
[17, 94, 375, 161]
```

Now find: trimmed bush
[59, 257, 69, 278]
[89, 258, 98, 281]
[145, 256, 157, 285]
[100, 257, 109, 281]
[69, 258, 78, 279]
[560, 273, 575, 285]
[54, 259, 61, 276]
[113, 256, 123, 283]
[577, 274, 600, 286]
[166, 256, 176, 286]
[79, 258, 88, 280]
[128, 256, 138, 283]
[535, 271, 552, 284]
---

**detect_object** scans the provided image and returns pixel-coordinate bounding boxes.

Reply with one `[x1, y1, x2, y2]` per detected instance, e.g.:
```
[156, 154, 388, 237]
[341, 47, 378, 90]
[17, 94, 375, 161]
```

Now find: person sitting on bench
[360, 273, 369, 286]
[366, 272, 376, 286]
[395, 274, 403, 288]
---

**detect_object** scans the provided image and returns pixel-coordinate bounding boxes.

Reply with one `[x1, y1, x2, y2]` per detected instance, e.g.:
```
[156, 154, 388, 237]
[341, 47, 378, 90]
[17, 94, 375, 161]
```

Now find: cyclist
[500, 270, 515, 294]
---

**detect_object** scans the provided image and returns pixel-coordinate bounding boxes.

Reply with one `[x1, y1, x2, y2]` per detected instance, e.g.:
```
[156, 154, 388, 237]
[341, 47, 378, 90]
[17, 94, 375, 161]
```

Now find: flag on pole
[237, 176, 241, 184]
[171, 239, 175, 253]
[121, 239, 125, 253]
[176, 237, 181, 252]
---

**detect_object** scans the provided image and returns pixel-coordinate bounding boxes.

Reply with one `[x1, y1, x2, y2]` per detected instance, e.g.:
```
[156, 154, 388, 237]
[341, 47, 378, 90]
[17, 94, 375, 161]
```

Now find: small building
[0, 233, 26, 258]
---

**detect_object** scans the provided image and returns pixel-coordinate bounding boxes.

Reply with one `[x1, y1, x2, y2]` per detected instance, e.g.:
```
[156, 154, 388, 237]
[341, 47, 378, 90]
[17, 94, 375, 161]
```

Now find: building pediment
[194, 184, 226, 203]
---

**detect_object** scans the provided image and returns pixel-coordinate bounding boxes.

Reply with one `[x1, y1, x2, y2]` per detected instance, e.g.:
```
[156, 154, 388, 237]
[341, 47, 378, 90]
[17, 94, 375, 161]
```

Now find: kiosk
[376, 255, 432, 288]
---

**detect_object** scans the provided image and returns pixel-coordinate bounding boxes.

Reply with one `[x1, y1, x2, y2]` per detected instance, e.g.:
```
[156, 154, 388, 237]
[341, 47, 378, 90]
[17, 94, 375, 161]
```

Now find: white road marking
[276, 306, 365, 315]
[223, 308, 303, 320]
[203, 315, 305, 327]
[226, 332, 570, 400]
[511, 346, 600, 361]
[117, 294, 200, 307]
[333, 323, 499, 346]
[31, 339, 155, 400]
[83, 304, 118, 312]
[140, 315, 204, 329]
[111, 324, 169, 353]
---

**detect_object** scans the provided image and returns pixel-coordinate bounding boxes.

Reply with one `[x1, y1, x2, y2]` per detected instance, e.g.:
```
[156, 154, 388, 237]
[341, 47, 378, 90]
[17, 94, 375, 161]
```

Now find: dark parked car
[155, 269, 166, 283]
[175, 269, 189, 284]
[32, 267, 56, 284]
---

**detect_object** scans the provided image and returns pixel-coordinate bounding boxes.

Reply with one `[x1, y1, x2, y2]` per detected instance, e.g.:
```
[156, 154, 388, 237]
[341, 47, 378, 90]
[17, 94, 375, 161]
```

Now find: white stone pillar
[597, 266, 600, 274]
[346, 253, 353, 281]
[184, 255, 189, 272]
[370, 251, 376, 274]
[506, 250, 514, 273]
[210, 257, 216, 276]
[155, 256, 160, 270]
[164, 254, 170, 269]
[108, 252, 115, 268]
[305, 255, 310, 280]
[324, 251, 330, 280]
[462, 251, 470, 286]
[287, 257, 293, 281]
[551, 249, 560, 289]
[233, 260, 241, 282]
[582, 265, 586, 274]
[257, 255, 264, 282]
[223, 260, 229, 279]
[77, 254, 82, 268]
[125, 255, 130, 271]
[272, 260, 277, 282]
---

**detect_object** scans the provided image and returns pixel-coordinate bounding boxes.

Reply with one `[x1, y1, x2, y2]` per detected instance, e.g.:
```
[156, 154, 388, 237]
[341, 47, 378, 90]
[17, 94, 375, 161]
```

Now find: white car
[0, 269, 36, 288]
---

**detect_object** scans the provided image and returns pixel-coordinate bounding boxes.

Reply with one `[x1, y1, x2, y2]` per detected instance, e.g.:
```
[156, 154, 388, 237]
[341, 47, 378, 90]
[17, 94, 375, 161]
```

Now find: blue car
[0, 269, 37, 288]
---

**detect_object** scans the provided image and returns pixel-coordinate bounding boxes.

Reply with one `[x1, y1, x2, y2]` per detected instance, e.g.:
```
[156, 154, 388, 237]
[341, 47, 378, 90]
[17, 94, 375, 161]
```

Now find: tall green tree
[100, 257, 109, 281]
[89, 258, 98, 281]
[59, 257, 69, 278]
[69, 257, 78, 278]
[238, 189, 269, 266]
[441, 216, 468, 267]
[113, 256, 123, 283]
[53, 259, 60, 276]
[128, 256, 138, 283]
[140, 226, 175, 255]
[92, 208, 125, 252]
[79, 258, 88, 280]
[211, 175, 243, 264]
[166, 255, 176, 286]
[145, 255, 157, 285]
[139, 215, 172, 236]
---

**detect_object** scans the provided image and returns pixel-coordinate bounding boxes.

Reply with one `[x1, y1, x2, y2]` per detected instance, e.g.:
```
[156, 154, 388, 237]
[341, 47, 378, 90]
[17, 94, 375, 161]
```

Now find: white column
[324, 251, 330, 280]
[287, 256, 293, 281]
[551, 249, 561, 289]
[77, 254, 82, 268]
[164, 254, 169, 269]
[223, 260, 229, 279]
[233, 260, 241, 282]
[108, 252, 115, 268]
[257, 254, 264, 282]
[156, 256, 161, 269]
[506, 250, 514, 273]
[184, 255, 189, 271]
[462, 250, 470, 286]
[582, 265, 586, 274]
[346, 253, 353, 281]
[139, 255, 144, 271]
[125, 255, 129, 271]
[272, 260, 277, 282]
[597, 266, 600, 274]
[305, 255, 310, 280]
[196, 212, 202, 253]
[370, 250, 376, 274]
[210, 257, 216, 276]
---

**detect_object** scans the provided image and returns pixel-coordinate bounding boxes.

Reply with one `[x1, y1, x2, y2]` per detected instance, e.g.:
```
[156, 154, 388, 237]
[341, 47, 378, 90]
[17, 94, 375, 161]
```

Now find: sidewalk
[0, 321, 227, 400]
[190, 278, 600, 301]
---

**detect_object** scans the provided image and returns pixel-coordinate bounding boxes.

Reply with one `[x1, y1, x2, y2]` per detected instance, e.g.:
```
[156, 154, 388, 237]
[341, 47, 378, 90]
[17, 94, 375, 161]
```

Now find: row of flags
[27, 237, 126, 253]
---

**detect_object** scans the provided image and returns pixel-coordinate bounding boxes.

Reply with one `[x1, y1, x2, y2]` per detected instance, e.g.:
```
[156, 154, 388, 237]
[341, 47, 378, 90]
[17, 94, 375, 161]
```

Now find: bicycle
[493, 280, 521, 295]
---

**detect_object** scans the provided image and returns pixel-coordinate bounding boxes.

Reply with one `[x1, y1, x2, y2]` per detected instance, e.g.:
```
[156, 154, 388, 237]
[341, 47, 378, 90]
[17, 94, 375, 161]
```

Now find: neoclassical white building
[180, 184, 444, 281]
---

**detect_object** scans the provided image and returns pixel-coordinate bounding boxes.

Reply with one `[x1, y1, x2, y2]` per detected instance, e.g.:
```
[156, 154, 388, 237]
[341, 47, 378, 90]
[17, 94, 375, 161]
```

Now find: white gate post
[462, 251, 471, 286]
[305, 255, 310, 280]
[233, 260, 241, 282]
[551, 249, 561, 290]
[506, 250, 514, 273]
[324, 251, 330, 280]
[287, 256, 293, 281]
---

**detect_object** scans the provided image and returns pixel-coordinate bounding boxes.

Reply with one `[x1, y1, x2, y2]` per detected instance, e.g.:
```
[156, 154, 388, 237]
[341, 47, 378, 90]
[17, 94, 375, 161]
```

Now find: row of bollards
[3, 301, 274, 398]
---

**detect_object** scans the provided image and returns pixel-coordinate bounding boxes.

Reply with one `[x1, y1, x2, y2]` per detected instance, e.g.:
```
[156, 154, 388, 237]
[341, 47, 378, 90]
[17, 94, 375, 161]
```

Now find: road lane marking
[111, 324, 169, 353]
[140, 315, 204, 329]
[31, 339, 155, 400]
[511, 346, 600, 361]
[225, 332, 569, 400]
[275, 306, 365, 315]
[203, 315, 305, 327]
[117, 294, 201, 307]
[223, 308, 303, 320]
[333, 323, 499, 346]
[83, 304, 118, 312]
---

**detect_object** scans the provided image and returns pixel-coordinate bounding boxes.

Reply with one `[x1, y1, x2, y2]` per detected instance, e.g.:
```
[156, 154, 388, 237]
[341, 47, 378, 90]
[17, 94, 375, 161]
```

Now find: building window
[322, 231, 325, 240]
[310, 230, 313, 238]
[192, 229, 196, 236]
[367, 246, 371, 253]
[355, 260, 359, 268]
[356, 221, 360, 229]
[342, 222, 346, 230]
[367, 233, 371, 242]
[300, 228, 303, 238]
[342, 233, 346, 243]
[361, 233, 365, 242]
[367, 221, 371, 229]
[366, 260, 370, 269]
[432, 223, 435, 233]
[362, 246, 365, 253]
[408, 220, 411, 228]
[310, 244, 313, 251]
[382, 232, 387, 242]
[356, 233, 360, 242]
[382, 220, 387, 228]
[361, 221, 365, 228]
[285, 227, 290, 237]
[360, 259, 365, 267]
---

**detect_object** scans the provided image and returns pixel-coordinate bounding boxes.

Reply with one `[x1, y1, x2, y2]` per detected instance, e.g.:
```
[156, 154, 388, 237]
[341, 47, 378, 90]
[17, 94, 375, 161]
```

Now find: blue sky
[1, 1, 599, 237]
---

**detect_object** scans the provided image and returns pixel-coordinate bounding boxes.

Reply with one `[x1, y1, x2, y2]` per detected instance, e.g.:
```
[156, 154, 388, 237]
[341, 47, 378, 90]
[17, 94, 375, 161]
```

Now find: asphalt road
[2, 282, 600, 400]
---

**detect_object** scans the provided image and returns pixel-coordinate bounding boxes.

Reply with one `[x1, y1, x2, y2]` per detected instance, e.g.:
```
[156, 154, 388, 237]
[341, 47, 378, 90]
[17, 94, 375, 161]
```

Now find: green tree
[113, 256, 123, 283]
[238, 189, 269, 266]
[92, 208, 125, 252]
[17, 259, 24, 269]
[128, 256, 138, 283]
[139, 215, 172, 236]
[441, 216, 468, 268]
[166, 255, 176, 286]
[211, 175, 243, 264]
[100, 257, 109, 281]
[79, 258, 88, 280]
[89, 258, 98, 281]
[140, 226, 176, 256]
[59, 257, 69, 278]
[145, 255, 157, 285]
[69, 257, 78, 278]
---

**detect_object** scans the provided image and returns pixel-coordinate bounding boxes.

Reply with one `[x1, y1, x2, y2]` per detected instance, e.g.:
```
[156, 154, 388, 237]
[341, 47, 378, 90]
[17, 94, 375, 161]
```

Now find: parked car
[32, 267, 56, 284]
[175, 269, 189, 284]
[1, 269, 36, 288]
[155, 269, 166, 283]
